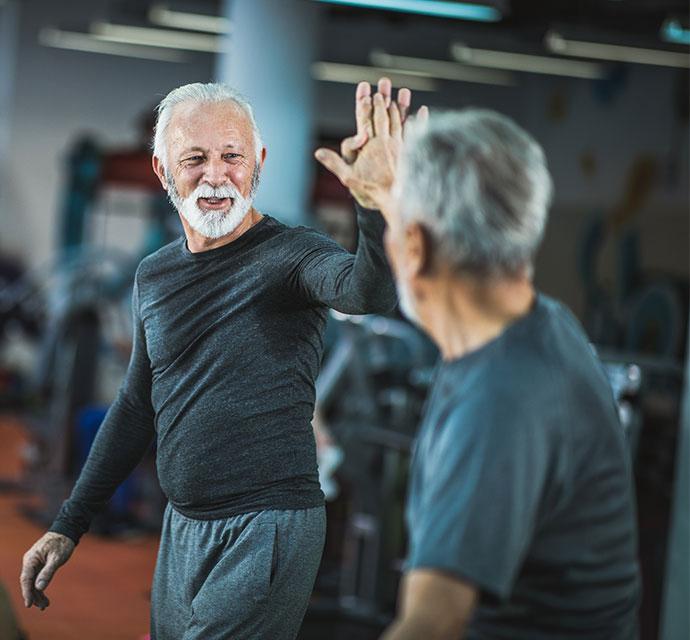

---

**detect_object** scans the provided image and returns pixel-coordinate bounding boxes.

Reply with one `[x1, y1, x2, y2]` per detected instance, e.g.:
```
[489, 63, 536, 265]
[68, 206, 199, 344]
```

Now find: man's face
[156, 101, 263, 238]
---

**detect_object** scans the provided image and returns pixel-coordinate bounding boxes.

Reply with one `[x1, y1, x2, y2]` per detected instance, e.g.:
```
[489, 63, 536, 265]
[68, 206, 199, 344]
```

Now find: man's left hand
[315, 77, 427, 219]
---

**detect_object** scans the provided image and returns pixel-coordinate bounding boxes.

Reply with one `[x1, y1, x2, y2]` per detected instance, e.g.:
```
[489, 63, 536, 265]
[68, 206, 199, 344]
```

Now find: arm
[20, 273, 155, 609]
[300, 78, 412, 313]
[381, 570, 477, 640]
[297, 78, 424, 313]
[49, 275, 155, 542]
[294, 201, 396, 314]
[382, 396, 553, 636]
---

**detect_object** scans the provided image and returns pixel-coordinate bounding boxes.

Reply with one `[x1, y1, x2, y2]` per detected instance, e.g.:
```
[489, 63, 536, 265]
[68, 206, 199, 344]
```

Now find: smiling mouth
[198, 197, 233, 210]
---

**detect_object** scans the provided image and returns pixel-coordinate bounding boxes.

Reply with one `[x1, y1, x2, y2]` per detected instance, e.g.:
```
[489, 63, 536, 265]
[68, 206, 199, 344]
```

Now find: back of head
[397, 109, 553, 278]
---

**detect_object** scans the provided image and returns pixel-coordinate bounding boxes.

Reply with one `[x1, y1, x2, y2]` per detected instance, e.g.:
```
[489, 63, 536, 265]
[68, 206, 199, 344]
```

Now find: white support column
[216, 0, 320, 226]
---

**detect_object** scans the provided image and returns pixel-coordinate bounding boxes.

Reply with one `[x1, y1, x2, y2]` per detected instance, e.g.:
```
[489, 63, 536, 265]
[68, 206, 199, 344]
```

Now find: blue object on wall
[312, 0, 501, 21]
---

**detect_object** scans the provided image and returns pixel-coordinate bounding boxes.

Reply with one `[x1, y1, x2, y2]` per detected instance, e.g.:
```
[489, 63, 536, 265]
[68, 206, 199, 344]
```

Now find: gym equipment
[600, 358, 643, 457]
[7, 130, 178, 531]
[302, 311, 437, 637]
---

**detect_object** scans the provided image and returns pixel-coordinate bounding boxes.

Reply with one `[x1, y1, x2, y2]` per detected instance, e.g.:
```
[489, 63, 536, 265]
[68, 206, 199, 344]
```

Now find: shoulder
[135, 237, 185, 282]
[285, 222, 338, 247]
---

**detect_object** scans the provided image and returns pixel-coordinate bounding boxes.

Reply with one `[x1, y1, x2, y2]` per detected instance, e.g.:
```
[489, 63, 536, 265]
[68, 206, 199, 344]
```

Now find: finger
[389, 101, 402, 139]
[356, 95, 373, 139]
[36, 557, 60, 591]
[315, 148, 352, 186]
[341, 132, 367, 164]
[397, 87, 411, 122]
[377, 77, 392, 107]
[20, 557, 41, 607]
[355, 81, 371, 101]
[373, 93, 390, 138]
[33, 589, 50, 610]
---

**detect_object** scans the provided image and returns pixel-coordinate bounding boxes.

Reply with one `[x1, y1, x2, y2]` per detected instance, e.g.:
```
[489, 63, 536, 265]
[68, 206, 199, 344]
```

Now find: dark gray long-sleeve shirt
[50, 205, 396, 543]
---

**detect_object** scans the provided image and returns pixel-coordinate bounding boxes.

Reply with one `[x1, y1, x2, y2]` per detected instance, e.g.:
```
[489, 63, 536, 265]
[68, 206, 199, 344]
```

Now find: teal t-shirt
[405, 294, 640, 639]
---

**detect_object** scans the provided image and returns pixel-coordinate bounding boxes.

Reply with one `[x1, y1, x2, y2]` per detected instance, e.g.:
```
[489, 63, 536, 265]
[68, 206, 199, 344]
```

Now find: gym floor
[0, 416, 157, 640]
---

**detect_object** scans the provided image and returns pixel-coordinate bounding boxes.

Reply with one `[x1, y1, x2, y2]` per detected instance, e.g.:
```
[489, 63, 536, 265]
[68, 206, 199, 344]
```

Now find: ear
[152, 155, 168, 190]
[259, 146, 267, 170]
[404, 222, 433, 278]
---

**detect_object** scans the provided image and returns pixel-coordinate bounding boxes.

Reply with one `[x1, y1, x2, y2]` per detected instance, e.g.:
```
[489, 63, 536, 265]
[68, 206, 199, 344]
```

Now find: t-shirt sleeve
[289, 203, 397, 314]
[48, 273, 156, 544]
[407, 396, 552, 600]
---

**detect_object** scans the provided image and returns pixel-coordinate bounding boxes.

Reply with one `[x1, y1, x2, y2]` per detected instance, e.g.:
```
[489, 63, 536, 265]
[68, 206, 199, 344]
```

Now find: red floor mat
[0, 415, 158, 640]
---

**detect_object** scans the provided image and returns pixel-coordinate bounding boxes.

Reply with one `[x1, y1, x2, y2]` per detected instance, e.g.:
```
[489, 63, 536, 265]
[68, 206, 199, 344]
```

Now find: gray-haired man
[19, 79, 415, 639]
[317, 92, 640, 638]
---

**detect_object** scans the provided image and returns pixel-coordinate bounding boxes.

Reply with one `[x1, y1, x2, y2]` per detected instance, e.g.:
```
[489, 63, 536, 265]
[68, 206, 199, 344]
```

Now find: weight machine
[2, 131, 177, 532]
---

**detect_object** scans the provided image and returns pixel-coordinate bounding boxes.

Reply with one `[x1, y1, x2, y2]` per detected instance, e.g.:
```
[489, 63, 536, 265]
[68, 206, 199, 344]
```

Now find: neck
[181, 207, 263, 253]
[420, 270, 536, 361]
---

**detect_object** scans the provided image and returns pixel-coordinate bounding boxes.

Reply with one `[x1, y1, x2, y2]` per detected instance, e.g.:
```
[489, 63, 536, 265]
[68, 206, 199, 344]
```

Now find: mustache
[193, 183, 240, 199]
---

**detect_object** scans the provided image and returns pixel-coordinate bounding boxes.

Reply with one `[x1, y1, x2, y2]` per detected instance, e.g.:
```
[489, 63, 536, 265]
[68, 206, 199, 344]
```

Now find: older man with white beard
[19, 80, 414, 639]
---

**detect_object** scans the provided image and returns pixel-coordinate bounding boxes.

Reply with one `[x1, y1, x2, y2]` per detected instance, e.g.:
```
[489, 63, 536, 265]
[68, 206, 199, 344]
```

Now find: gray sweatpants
[150, 504, 326, 640]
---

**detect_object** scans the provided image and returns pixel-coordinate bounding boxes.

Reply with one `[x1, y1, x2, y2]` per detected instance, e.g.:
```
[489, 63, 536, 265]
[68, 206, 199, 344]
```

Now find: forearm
[296, 202, 397, 314]
[49, 391, 155, 543]
[353, 191, 396, 228]
[381, 612, 466, 640]
[352, 203, 396, 306]
[381, 570, 476, 640]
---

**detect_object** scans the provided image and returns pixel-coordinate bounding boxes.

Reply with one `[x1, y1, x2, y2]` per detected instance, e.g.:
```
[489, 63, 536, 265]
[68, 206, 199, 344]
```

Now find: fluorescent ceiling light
[90, 21, 222, 53]
[38, 27, 187, 62]
[312, 62, 437, 91]
[148, 4, 231, 34]
[370, 50, 515, 85]
[313, 0, 500, 22]
[545, 31, 690, 68]
[450, 42, 604, 79]
[661, 19, 690, 46]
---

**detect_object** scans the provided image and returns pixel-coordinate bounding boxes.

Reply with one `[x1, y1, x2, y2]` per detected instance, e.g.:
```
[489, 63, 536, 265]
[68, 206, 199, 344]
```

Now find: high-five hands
[315, 77, 428, 220]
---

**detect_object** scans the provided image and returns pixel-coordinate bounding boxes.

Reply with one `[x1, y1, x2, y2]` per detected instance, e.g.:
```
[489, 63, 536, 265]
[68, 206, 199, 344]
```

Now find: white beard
[166, 172, 256, 239]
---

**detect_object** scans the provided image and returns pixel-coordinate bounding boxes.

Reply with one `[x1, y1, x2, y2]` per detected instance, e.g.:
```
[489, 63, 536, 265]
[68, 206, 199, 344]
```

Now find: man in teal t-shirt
[316, 89, 640, 639]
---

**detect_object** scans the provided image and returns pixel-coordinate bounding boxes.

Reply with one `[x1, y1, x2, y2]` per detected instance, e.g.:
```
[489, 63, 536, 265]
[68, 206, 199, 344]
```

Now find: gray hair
[152, 82, 263, 170]
[397, 109, 553, 277]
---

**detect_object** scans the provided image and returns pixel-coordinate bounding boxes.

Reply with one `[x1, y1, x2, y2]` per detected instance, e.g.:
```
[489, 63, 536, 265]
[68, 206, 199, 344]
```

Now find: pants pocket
[250, 521, 278, 602]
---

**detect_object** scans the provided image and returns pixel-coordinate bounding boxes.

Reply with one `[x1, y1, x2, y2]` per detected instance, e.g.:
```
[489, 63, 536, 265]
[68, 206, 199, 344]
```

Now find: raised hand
[315, 77, 428, 220]
[20, 532, 76, 610]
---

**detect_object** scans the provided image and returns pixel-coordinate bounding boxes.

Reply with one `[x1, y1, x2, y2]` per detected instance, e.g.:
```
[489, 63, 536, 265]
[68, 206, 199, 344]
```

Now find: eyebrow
[179, 144, 244, 156]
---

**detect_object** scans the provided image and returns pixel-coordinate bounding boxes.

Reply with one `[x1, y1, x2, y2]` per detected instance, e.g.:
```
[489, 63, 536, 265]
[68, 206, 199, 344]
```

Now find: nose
[201, 156, 229, 188]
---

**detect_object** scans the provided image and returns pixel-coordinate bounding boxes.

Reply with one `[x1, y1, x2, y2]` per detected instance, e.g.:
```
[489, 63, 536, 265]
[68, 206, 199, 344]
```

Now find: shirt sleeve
[406, 395, 552, 600]
[291, 202, 397, 314]
[48, 273, 156, 544]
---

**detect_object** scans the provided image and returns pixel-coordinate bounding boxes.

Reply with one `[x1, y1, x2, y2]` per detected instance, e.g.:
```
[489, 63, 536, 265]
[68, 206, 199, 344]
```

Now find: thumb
[341, 132, 368, 164]
[35, 557, 60, 590]
[314, 148, 351, 186]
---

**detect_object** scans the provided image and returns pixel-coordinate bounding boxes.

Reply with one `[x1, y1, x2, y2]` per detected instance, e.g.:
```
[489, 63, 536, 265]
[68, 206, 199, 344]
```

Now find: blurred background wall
[0, 1, 687, 639]
[1, 0, 214, 268]
[0, 0, 686, 317]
